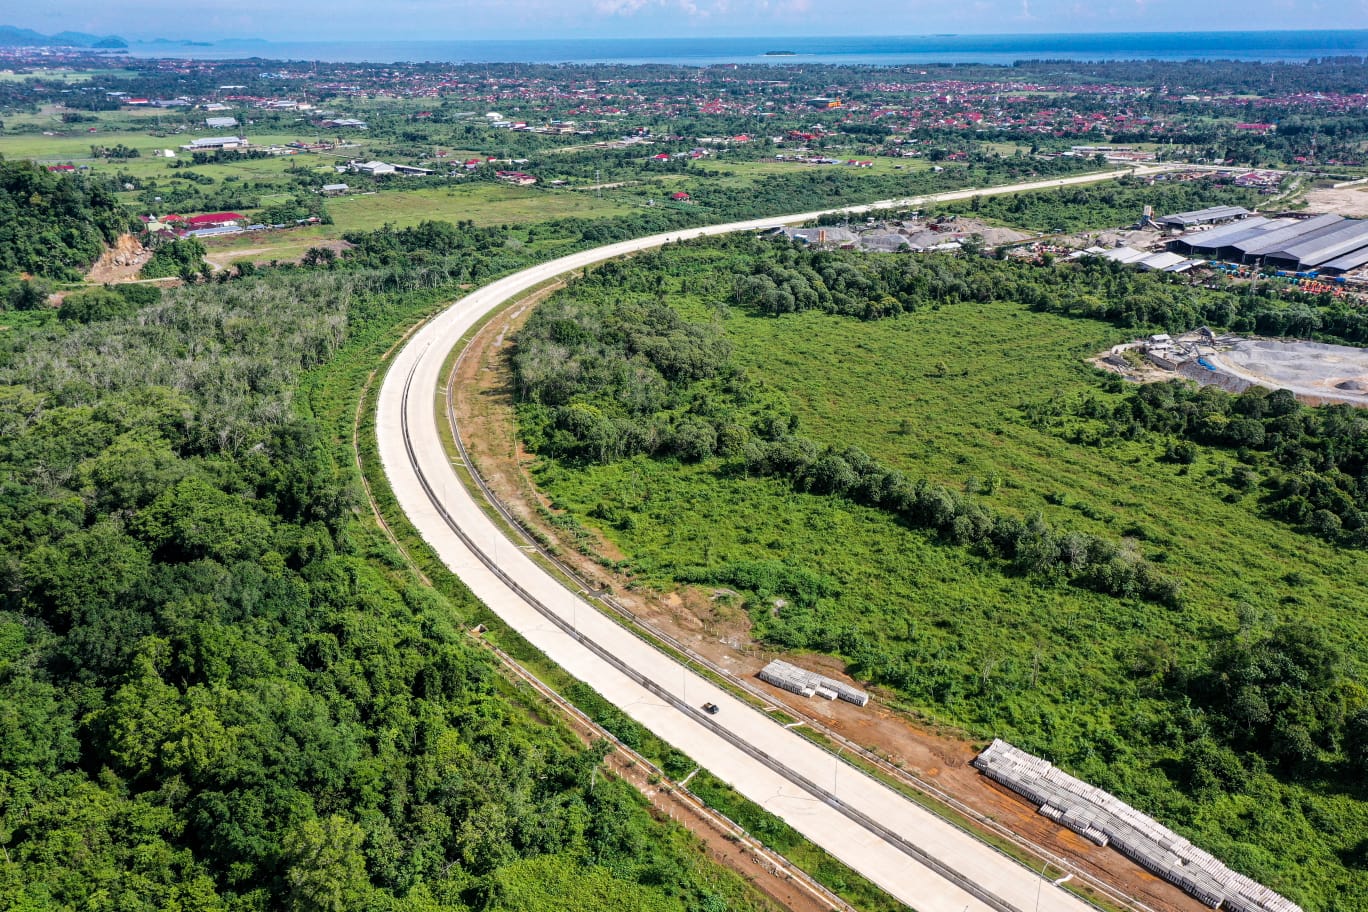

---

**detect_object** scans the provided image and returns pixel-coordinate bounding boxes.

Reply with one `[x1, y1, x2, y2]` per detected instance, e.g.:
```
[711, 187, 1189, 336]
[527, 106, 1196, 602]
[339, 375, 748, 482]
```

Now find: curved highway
[378, 171, 1159, 912]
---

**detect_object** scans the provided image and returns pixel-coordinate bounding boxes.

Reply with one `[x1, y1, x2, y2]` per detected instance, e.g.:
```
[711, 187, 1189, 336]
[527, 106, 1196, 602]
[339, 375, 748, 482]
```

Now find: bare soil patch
[1306, 186, 1368, 218]
[453, 293, 1211, 912]
[86, 233, 150, 283]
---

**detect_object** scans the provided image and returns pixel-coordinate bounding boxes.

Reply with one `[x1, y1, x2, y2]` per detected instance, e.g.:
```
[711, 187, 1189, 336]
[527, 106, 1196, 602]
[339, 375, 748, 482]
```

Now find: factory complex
[1168, 210, 1368, 276]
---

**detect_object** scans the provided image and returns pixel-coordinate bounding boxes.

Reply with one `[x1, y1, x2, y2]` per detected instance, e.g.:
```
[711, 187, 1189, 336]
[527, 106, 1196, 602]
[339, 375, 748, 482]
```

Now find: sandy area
[1210, 339, 1368, 406]
[1306, 185, 1368, 218]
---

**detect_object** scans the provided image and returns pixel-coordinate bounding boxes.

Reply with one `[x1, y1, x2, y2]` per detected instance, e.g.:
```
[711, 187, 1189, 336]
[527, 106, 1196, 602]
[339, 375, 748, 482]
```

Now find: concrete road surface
[378, 172, 1154, 912]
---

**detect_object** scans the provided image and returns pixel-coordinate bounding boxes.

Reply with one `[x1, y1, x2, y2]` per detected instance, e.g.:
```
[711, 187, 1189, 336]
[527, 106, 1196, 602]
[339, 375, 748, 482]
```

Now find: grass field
[0, 117, 644, 264]
[192, 183, 637, 267]
[703, 156, 932, 182]
[326, 183, 634, 231]
[522, 244, 1368, 910]
[0, 68, 140, 82]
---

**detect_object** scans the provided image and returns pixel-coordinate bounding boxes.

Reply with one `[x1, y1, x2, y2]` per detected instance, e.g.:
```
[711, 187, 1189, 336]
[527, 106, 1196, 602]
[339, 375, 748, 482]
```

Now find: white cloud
[594, 0, 650, 13]
[591, 0, 733, 17]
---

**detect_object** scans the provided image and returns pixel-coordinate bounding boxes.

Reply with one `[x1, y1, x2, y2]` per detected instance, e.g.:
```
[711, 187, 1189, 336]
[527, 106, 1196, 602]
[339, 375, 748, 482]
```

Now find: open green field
[521, 243, 1368, 910]
[702, 303, 1365, 625]
[194, 184, 635, 267]
[704, 156, 932, 182]
[0, 130, 347, 162]
[0, 67, 140, 82]
[326, 183, 634, 231]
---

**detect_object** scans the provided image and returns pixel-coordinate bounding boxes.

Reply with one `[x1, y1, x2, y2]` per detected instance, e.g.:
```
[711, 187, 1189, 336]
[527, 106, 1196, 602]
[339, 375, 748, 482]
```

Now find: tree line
[514, 241, 1183, 608]
[925, 176, 1262, 233]
[0, 159, 136, 305]
[1078, 379, 1368, 547]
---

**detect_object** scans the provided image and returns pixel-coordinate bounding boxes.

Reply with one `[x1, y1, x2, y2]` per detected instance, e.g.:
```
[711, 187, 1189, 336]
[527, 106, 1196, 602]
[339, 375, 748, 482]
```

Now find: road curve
[377, 173, 1150, 912]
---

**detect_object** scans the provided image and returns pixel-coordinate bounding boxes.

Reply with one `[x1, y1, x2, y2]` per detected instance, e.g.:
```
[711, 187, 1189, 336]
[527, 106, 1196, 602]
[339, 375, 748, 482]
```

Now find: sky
[23, 0, 1368, 43]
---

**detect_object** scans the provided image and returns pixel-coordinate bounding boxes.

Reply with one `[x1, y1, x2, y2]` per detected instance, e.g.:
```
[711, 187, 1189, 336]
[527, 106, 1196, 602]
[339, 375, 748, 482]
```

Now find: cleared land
[325, 183, 633, 231]
[1209, 339, 1368, 404]
[1305, 186, 1368, 218]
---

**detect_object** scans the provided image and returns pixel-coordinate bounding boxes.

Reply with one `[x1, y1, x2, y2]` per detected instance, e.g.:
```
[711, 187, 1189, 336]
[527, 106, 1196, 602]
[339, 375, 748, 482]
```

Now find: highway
[377, 169, 1160, 912]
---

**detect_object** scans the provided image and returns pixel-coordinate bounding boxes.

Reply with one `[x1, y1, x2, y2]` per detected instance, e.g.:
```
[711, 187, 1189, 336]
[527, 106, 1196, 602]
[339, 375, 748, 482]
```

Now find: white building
[181, 136, 249, 152]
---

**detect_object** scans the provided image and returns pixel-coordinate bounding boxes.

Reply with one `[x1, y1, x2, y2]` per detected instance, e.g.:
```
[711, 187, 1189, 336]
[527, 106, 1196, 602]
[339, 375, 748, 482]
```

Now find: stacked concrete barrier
[758, 659, 870, 706]
[974, 740, 1301, 912]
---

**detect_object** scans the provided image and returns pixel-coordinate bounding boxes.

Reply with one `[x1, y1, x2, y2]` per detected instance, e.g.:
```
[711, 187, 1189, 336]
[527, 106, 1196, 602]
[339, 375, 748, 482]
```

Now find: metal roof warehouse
[1168, 214, 1368, 270]
[1260, 219, 1368, 271]
[1155, 205, 1252, 228]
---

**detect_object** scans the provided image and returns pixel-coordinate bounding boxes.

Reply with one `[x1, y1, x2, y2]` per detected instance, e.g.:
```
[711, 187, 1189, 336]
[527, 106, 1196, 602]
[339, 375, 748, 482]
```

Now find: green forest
[0, 158, 136, 308]
[512, 236, 1368, 911]
[0, 211, 780, 911]
[1075, 381, 1368, 546]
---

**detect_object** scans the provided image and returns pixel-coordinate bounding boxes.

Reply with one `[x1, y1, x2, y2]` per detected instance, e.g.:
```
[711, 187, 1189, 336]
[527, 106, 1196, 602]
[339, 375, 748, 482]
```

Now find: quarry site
[1097, 330, 1368, 406]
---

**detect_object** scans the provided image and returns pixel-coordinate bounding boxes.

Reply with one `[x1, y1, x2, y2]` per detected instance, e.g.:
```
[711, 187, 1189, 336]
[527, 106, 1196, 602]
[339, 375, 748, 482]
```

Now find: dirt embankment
[86, 233, 151, 284]
[453, 295, 1213, 912]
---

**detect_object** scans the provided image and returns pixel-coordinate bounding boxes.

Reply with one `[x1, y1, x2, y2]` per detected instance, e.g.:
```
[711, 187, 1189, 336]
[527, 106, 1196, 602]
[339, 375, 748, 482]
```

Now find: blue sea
[123, 30, 1368, 66]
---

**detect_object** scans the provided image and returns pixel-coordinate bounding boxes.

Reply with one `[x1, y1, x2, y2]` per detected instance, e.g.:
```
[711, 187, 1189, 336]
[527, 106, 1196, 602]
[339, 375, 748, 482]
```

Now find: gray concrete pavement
[377, 173, 1151, 912]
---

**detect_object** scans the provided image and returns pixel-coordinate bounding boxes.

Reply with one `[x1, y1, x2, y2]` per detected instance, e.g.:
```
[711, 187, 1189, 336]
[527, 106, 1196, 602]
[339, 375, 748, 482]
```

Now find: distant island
[763, 50, 798, 56]
[137, 37, 214, 47]
[0, 24, 126, 48]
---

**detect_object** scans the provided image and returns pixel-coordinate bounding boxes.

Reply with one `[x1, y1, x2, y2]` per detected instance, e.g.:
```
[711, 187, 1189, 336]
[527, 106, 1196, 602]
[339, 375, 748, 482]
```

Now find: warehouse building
[974, 740, 1302, 912]
[1168, 217, 1283, 256]
[758, 660, 869, 706]
[1236, 214, 1346, 263]
[1155, 205, 1252, 229]
[1321, 246, 1368, 276]
[180, 135, 249, 152]
[1259, 218, 1368, 272]
[1097, 247, 1199, 272]
[1168, 213, 1368, 272]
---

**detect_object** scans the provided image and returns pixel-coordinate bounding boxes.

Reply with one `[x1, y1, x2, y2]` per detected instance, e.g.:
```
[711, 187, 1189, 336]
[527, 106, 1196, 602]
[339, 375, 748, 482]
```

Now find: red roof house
[186, 212, 245, 228]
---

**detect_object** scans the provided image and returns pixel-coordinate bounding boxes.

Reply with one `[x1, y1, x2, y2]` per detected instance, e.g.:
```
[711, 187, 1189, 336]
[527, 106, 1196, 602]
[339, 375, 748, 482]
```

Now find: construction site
[1098, 330, 1368, 406]
[758, 659, 871, 706]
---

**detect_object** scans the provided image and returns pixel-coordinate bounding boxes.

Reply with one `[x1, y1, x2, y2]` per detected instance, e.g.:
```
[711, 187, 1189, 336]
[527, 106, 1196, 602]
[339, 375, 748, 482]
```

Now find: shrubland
[512, 236, 1368, 910]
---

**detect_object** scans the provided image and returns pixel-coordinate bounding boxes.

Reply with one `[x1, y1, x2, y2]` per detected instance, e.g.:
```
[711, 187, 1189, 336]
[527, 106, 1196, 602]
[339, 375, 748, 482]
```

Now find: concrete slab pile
[974, 740, 1301, 912]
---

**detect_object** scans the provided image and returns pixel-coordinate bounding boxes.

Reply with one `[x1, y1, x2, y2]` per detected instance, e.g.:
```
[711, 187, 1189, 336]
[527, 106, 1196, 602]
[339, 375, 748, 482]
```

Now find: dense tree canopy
[0, 240, 771, 911]
[0, 158, 135, 284]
